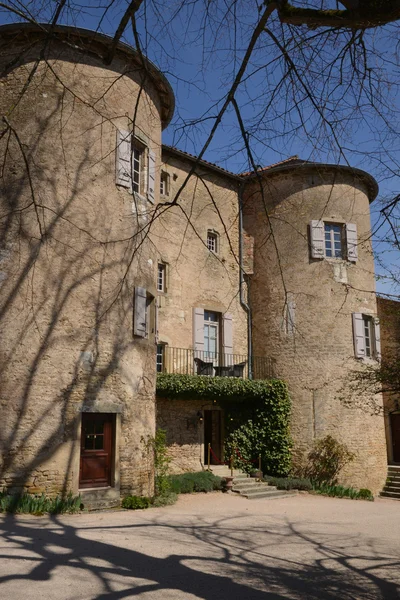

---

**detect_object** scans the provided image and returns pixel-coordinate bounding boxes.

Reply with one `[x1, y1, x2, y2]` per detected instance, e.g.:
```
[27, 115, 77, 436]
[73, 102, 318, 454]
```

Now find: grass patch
[168, 471, 222, 494]
[0, 490, 82, 514]
[313, 483, 374, 501]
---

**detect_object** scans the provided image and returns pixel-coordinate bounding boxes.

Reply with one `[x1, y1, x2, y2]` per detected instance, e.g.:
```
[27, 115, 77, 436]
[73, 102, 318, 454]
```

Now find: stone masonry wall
[0, 30, 167, 499]
[377, 297, 400, 461]
[157, 397, 223, 473]
[153, 152, 248, 360]
[243, 167, 388, 494]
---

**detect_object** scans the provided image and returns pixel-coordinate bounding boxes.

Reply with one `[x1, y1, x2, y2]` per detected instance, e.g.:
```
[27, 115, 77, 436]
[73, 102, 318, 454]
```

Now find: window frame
[156, 343, 166, 373]
[324, 222, 344, 259]
[160, 171, 170, 196]
[157, 262, 167, 293]
[206, 230, 219, 254]
[204, 310, 220, 359]
[131, 140, 146, 195]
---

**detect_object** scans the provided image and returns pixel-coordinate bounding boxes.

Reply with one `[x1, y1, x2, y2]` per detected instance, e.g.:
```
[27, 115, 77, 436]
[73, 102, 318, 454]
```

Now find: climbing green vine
[157, 374, 292, 476]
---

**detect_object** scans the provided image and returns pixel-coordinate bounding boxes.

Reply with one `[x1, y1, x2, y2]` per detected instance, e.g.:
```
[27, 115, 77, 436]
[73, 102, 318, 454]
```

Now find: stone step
[244, 489, 298, 500]
[233, 484, 276, 494]
[380, 491, 400, 500]
[383, 481, 400, 490]
[387, 464, 400, 470]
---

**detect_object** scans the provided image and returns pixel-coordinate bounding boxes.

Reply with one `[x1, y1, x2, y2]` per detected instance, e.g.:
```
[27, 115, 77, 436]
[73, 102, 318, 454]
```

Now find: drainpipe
[238, 182, 253, 379]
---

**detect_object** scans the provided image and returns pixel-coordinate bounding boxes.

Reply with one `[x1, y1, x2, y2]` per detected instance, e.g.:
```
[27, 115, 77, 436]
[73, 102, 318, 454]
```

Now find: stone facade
[243, 165, 388, 493]
[0, 23, 394, 504]
[0, 24, 173, 505]
[377, 297, 400, 462]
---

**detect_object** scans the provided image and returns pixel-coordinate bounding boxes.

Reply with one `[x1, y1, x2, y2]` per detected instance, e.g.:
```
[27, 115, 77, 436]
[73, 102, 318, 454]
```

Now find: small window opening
[160, 171, 170, 196]
[207, 230, 218, 253]
[157, 263, 166, 293]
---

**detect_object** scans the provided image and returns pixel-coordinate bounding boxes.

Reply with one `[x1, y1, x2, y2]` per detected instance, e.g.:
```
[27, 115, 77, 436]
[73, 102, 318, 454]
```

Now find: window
[352, 313, 381, 360]
[324, 223, 343, 258]
[310, 220, 358, 262]
[204, 311, 220, 359]
[116, 130, 156, 202]
[157, 263, 166, 293]
[207, 230, 218, 253]
[156, 344, 166, 372]
[132, 145, 142, 193]
[160, 171, 170, 196]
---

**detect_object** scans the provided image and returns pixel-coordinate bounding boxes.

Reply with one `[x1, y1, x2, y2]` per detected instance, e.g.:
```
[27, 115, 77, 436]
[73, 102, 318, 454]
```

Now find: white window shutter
[155, 298, 159, 344]
[193, 307, 204, 353]
[374, 317, 381, 361]
[148, 149, 156, 203]
[116, 130, 132, 191]
[352, 313, 366, 358]
[346, 223, 358, 262]
[134, 287, 147, 337]
[222, 313, 233, 356]
[287, 299, 295, 335]
[310, 220, 324, 259]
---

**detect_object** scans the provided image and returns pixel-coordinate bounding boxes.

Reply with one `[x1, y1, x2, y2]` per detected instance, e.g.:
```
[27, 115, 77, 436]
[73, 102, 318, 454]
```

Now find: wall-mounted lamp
[197, 411, 203, 423]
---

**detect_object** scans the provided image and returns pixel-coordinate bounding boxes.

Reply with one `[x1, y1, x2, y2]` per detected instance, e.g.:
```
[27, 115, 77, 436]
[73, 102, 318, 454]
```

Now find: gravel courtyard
[0, 493, 399, 599]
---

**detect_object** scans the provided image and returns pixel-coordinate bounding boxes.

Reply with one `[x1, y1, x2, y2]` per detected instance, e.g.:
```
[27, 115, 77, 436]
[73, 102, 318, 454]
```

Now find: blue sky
[0, 1, 398, 295]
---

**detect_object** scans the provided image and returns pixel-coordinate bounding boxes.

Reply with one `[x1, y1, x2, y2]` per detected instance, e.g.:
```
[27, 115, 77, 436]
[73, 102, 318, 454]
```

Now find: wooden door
[391, 413, 400, 463]
[79, 413, 113, 488]
[204, 410, 221, 464]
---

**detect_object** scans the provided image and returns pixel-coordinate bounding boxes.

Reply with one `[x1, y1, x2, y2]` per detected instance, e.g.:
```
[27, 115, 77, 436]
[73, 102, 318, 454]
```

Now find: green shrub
[152, 492, 178, 507]
[168, 471, 222, 494]
[121, 495, 152, 510]
[306, 436, 355, 485]
[0, 490, 81, 514]
[264, 476, 312, 491]
[142, 429, 172, 497]
[313, 483, 374, 501]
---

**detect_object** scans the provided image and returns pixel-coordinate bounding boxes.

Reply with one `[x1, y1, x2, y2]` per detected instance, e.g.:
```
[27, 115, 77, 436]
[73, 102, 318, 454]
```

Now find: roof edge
[245, 161, 379, 202]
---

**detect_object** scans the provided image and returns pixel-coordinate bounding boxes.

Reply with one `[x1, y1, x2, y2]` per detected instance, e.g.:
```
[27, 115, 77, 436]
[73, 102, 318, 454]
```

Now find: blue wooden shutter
[346, 223, 358, 262]
[352, 313, 366, 358]
[134, 287, 147, 337]
[116, 130, 132, 191]
[310, 220, 324, 259]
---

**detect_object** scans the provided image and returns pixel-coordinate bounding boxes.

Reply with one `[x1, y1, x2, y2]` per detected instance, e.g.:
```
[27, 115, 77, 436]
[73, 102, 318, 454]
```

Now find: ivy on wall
[156, 374, 292, 476]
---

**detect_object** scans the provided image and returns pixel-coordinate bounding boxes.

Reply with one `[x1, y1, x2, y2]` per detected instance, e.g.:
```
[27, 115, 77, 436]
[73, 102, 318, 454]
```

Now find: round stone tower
[0, 24, 174, 506]
[243, 160, 387, 494]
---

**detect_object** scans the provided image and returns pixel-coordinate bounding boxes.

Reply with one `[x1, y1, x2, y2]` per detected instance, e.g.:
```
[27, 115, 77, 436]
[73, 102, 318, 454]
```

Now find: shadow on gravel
[0, 511, 398, 599]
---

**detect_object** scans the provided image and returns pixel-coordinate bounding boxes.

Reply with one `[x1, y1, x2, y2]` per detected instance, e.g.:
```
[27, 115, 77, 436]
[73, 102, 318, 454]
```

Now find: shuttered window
[116, 130, 155, 199]
[352, 313, 381, 360]
[310, 221, 358, 262]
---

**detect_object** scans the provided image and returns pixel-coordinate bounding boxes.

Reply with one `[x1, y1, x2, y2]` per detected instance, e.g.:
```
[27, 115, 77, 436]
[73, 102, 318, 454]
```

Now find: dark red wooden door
[204, 410, 221, 464]
[391, 414, 400, 463]
[79, 413, 113, 488]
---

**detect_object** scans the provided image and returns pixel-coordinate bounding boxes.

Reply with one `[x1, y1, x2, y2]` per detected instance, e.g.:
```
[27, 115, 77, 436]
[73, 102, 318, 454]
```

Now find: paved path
[0, 493, 399, 599]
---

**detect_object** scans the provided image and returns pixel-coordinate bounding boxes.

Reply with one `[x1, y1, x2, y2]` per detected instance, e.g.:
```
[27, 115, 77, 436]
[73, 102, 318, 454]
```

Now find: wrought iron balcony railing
[157, 346, 276, 380]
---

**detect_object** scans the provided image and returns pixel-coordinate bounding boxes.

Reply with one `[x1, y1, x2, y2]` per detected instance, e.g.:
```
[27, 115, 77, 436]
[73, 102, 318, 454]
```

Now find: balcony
[157, 346, 276, 380]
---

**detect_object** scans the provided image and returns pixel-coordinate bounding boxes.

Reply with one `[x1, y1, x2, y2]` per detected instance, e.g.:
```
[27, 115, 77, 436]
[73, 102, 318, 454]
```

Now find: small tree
[306, 435, 355, 486]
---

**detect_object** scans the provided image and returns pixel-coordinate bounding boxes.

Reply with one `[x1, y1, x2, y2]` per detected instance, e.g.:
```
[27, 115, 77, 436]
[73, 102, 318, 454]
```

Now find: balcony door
[204, 311, 220, 361]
